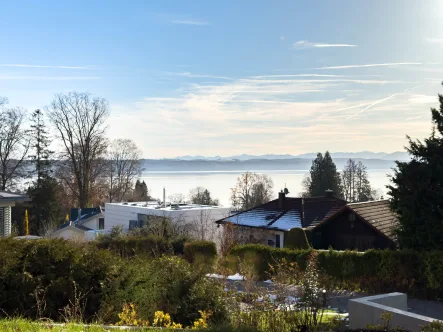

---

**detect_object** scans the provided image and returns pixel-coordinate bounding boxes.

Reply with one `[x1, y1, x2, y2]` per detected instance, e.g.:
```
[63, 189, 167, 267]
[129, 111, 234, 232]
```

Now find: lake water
[140, 169, 393, 206]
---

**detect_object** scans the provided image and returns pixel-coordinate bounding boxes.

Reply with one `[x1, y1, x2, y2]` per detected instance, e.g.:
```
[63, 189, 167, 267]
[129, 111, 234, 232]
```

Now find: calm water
[140, 169, 393, 206]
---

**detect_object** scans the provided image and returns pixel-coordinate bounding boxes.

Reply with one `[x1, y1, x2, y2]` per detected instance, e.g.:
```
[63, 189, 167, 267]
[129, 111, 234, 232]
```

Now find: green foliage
[189, 186, 219, 205]
[388, 84, 443, 250]
[184, 240, 217, 269]
[421, 321, 443, 332]
[284, 228, 310, 249]
[99, 255, 227, 326]
[95, 234, 173, 258]
[133, 180, 150, 201]
[228, 244, 443, 299]
[302, 151, 343, 198]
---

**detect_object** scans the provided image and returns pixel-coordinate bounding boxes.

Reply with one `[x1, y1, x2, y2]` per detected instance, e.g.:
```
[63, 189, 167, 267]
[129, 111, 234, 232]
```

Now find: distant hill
[171, 151, 410, 162]
[141, 157, 399, 172]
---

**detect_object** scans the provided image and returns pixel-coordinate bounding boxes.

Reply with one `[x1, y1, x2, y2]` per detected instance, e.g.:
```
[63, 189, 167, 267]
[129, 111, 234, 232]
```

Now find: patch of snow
[263, 279, 273, 283]
[206, 273, 225, 279]
[227, 273, 245, 281]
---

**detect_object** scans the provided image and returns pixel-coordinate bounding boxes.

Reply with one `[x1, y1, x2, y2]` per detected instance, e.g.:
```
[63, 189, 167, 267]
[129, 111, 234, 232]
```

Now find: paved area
[219, 278, 443, 320]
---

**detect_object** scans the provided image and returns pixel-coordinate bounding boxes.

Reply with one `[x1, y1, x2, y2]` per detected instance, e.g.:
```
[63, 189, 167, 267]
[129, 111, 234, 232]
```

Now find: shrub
[184, 241, 217, 269]
[421, 321, 443, 332]
[95, 235, 173, 258]
[284, 228, 310, 249]
[228, 244, 443, 299]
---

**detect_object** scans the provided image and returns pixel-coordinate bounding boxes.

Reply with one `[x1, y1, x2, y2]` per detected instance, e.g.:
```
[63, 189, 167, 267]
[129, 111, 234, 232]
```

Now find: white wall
[349, 293, 441, 332]
[104, 204, 231, 245]
[82, 216, 101, 230]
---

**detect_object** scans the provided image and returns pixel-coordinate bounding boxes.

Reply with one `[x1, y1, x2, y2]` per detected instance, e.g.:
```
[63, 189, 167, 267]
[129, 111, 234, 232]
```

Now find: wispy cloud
[293, 40, 356, 49]
[314, 62, 422, 70]
[0, 64, 96, 69]
[176, 72, 232, 80]
[0, 76, 100, 80]
[170, 19, 209, 26]
[425, 37, 443, 44]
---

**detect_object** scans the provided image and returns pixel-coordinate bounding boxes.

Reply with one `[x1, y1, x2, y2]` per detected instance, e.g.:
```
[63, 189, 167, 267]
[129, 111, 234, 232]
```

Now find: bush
[95, 235, 173, 258]
[284, 228, 310, 249]
[99, 255, 227, 326]
[228, 244, 443, 299]
[184, 241, 217, 269]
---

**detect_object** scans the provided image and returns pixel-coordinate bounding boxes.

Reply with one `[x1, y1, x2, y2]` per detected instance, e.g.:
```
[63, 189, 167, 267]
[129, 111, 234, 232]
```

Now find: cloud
[0, 64, 96, 69]
[170, 19, 209, 26]
[280, 36, 285, 41]
[314, 62, 422, 70]
[293, 40, 356, 49]
[0, 76, 100, 80]
[425, 37, 443, 44]
[108, 71, 435, 158]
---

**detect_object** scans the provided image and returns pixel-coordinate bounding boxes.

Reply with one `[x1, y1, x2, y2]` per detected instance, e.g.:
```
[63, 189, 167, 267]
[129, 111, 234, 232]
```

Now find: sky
[1, 0, 443, 158]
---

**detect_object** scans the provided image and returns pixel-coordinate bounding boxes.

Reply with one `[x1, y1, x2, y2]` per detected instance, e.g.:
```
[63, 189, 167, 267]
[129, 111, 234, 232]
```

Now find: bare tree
[0, 105, 30, 190]
[48, 92, 109, 208]
[230, 172, 274, 210]
[342, 159, 375, 202]
[168, 193, 186, 204]
[106, 139, 142, 203]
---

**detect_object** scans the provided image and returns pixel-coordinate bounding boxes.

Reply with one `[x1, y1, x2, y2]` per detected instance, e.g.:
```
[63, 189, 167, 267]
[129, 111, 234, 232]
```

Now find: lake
[139, 169, 393, 206]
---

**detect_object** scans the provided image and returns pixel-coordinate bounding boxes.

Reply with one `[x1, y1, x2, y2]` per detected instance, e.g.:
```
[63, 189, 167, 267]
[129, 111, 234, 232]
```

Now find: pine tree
[303, 152, 343, 197]
[133, 180, 149, 201]
[27, 109, 59, 235]
[388, 83, 443, 249]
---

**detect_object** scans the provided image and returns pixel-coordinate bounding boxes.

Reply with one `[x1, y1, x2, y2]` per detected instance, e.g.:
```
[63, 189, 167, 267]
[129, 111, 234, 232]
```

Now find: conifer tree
[388, 83, 443, 249]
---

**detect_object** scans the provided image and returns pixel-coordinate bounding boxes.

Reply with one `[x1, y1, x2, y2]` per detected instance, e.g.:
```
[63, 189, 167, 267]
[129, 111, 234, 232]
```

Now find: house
[0, 192, 30, 237]
[308, 199, 398, 250]
[216, 190, 398, 251]
[104, 201, 231, 245]
[49, 207, 104, 241]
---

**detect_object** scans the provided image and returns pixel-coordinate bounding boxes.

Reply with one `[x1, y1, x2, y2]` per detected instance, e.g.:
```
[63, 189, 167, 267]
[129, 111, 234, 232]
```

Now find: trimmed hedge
[184, 240, 217, 268]
[284, 228, 310, 249]
[228, 244, 443, 299]
[95, 235, 173, 258]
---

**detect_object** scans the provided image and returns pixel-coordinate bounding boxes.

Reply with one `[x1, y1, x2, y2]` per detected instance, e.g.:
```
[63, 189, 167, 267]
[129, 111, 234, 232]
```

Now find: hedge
[95, 235, 173, 258]
[184, 240, 217, 269]
[284, 228, 310, 249]
[228, 244, 443, 299]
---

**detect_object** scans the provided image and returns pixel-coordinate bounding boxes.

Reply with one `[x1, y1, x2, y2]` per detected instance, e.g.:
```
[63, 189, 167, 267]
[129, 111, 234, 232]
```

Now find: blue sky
[1, 0, 442, 158]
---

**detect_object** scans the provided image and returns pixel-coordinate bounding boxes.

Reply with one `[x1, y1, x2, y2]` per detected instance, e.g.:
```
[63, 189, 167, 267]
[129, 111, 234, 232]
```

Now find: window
[348, 212, 356, 221]
[98, 218, 104, 230]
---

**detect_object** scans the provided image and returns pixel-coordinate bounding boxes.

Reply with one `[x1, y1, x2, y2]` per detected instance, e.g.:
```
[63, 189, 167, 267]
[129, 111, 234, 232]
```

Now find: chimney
[325, 189, 334, 198]
[278, 191, 286, 209]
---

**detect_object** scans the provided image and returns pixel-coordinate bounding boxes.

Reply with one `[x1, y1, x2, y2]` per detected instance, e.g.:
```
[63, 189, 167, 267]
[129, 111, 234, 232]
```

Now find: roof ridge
[348, 199, 389, 206]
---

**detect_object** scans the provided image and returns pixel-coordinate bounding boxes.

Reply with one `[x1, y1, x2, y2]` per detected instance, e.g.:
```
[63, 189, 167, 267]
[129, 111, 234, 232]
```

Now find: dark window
[99, 218, 104, 230]
[275, 234, 281, 248]
[348, 212, 356, 221]
[129, 220, 138, 230]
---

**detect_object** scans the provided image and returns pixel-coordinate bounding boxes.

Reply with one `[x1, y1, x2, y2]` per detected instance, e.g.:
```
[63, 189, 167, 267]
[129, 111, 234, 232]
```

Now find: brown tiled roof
[348, 200, 398, 240]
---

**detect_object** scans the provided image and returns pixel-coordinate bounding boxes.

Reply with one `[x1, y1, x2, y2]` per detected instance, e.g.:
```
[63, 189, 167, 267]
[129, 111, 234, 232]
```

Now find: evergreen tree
[27, 109, 59, 235]
[133, 180, 149, 201]
[388, 83, 443, 249]
[303, 152, 343, 197]
[189, 186, 219, 205]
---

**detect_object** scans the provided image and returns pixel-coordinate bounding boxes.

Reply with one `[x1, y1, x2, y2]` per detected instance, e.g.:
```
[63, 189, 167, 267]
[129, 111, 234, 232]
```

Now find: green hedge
[184, 241, 217, 269]
[228, 244, 443, 299]
[284, 228, 310, 249]
[95, 235, 173, 258]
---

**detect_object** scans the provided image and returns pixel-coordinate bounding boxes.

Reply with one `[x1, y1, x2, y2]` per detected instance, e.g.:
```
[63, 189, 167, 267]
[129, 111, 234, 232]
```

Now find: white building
[104, 201, 231, 244]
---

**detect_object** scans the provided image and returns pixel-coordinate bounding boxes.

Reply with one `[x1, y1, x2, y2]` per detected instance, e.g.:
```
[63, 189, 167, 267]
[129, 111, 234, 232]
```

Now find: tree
[388, 83, 443, 249]
[168, 193, 186, 204]
[26, 109, 61, 234]
[342, 159, 374, 202]
[133, 180, 150, 201]
[231, 172, 274, 210]
[302, 152, 343, 197]
[189, 186, 219, 205]
[0, 103, 30, 190]
[48, 92, 109, 208]
[106, 139, 142, 203]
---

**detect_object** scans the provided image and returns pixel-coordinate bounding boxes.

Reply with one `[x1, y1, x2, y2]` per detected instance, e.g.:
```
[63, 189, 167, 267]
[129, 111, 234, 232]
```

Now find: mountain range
[171, 151, 409, 161]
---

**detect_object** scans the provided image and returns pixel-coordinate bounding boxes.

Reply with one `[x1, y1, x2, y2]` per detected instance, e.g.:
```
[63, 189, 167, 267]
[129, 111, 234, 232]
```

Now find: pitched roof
[216, 196, 346, 231]
[70, 207, 103, 222]
[58, 221, 93, 231]
[348, 200, 398, 240]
